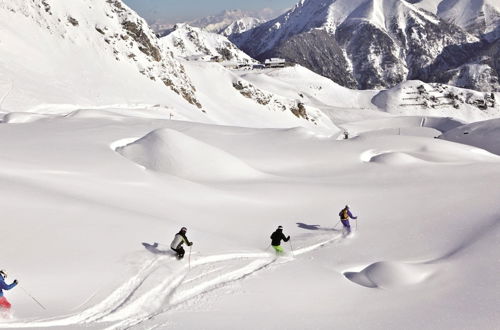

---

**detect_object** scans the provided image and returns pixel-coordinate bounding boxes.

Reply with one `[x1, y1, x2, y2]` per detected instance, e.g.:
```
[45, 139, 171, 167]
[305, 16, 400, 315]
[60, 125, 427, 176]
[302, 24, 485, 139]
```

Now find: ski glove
[287, 236, 290, 240]
[188, 242, 193, 246]
[13, 280, 18, 285]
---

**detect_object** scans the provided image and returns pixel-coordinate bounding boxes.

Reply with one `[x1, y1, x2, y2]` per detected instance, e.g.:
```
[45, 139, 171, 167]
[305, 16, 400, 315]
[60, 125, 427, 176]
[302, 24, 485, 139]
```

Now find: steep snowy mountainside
[411, 0, 500, 40]
[231, 0, 337, 55]
[0, 0, 201, 110]
[233, 0, 477, 91]
[160, 24, 256, 63]
[0, 0, 334, 131]
[424, 37, 500, 92]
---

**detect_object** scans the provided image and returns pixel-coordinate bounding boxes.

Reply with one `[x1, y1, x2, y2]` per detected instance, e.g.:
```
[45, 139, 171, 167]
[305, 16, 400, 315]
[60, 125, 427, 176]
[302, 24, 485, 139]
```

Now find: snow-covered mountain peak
[343, 0, 440, 30]
[220, 17, 264, 37]
[189, 8, 264, 35]
[160, 23, 256, 63]
[233, 0, 481, 91]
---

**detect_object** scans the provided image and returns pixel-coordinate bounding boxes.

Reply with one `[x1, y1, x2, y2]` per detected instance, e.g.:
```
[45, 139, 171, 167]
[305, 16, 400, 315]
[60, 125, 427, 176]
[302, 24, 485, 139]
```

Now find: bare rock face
[104, 0, 201, 107]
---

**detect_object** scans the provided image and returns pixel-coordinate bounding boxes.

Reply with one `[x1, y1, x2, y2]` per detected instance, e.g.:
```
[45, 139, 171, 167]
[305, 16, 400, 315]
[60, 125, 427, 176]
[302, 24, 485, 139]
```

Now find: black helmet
[180, 227, 187, 232]
[277, 226, 283, 230]
[0, 270, 6, 278]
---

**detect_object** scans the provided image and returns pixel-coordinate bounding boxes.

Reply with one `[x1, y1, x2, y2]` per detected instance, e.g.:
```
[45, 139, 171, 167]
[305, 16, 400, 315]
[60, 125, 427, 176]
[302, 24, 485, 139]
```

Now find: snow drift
[116, 128, 262, 181]
[344, 261, 434, 289]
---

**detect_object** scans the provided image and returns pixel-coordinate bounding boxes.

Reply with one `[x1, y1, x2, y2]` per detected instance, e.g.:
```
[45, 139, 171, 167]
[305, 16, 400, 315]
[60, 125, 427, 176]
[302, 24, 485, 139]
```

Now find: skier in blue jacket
[0, 270, 18, 310]
[339, 205, 357, 234]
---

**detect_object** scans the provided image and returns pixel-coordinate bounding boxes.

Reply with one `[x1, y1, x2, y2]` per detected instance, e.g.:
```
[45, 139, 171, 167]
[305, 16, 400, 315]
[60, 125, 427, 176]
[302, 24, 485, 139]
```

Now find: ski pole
[19, 285, 46, 310]
[288, 240, 295, 257]
[188, 246, 192, 269]
[333, 221, 340, 230]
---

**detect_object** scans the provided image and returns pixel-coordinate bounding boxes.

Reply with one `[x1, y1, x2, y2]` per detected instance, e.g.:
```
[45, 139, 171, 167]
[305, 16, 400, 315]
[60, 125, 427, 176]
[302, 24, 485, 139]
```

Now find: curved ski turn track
[1, 232, 345, 329]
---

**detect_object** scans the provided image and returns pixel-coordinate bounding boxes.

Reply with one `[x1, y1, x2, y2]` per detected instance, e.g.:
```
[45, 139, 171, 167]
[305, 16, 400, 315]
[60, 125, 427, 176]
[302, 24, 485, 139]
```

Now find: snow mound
[361, 141, 500, 165]
[440, 118, 500, 156]
[116, 128, 262, 181]
[368, 151, 427, 165]
[344, 261, 434, 289]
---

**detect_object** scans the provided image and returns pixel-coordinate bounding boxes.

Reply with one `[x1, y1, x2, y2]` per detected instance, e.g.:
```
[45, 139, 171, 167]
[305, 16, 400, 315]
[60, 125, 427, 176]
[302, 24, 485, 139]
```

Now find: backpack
[340, 208, 349, 220]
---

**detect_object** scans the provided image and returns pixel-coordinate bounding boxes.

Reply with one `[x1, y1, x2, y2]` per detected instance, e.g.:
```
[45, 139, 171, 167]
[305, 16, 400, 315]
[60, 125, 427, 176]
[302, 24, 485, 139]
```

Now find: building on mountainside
[264, 58, 286, 68]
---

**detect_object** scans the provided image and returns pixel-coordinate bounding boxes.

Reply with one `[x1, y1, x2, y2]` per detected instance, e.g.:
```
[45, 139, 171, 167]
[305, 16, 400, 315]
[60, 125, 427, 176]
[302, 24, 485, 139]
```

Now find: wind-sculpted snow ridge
[0, 233, 344, 329]
[116, 128, 263, 182]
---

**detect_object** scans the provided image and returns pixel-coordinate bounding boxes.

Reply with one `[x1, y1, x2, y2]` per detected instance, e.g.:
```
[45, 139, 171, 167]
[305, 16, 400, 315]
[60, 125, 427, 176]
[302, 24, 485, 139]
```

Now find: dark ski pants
[172, 246, 185, 259]
[341, 220, 351, 232]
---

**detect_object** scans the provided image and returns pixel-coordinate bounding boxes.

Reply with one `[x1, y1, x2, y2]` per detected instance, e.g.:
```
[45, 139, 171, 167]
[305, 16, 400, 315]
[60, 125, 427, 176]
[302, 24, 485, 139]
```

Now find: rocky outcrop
[232, 80, 315, 122]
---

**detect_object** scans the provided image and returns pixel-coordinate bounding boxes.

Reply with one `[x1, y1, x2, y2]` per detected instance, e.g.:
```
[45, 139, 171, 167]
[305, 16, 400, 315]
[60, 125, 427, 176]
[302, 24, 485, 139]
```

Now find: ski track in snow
[0, 234, 345, 329]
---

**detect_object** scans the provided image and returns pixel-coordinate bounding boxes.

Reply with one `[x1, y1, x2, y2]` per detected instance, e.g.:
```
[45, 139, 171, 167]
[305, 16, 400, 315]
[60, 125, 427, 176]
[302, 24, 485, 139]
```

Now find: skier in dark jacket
[0, 270, 17, 310]
[339, 205, 357, 234]
[270, 226, 290, 254]
[170, 227, 193, 259]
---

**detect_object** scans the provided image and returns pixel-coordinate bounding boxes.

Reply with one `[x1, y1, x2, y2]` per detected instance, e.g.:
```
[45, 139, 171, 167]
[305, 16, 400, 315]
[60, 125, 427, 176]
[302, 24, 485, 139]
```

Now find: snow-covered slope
[411, 0, 500, 40]
[439, 117, 500, 155]
[0, 2, 499, 329]
[182, 62, 336, 130]
[372, 80, 500, 122]
[236, 66, 500, 124]
[0, 0, 201, 111]
[160, 24, 256, 63]
[232, 0, 500, 92]
[0, 110, 499, 329]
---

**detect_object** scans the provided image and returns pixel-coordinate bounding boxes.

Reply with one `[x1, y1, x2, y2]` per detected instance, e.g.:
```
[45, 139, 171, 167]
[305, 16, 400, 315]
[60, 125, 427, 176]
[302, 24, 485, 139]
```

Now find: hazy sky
[122, 0, 298, 23]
